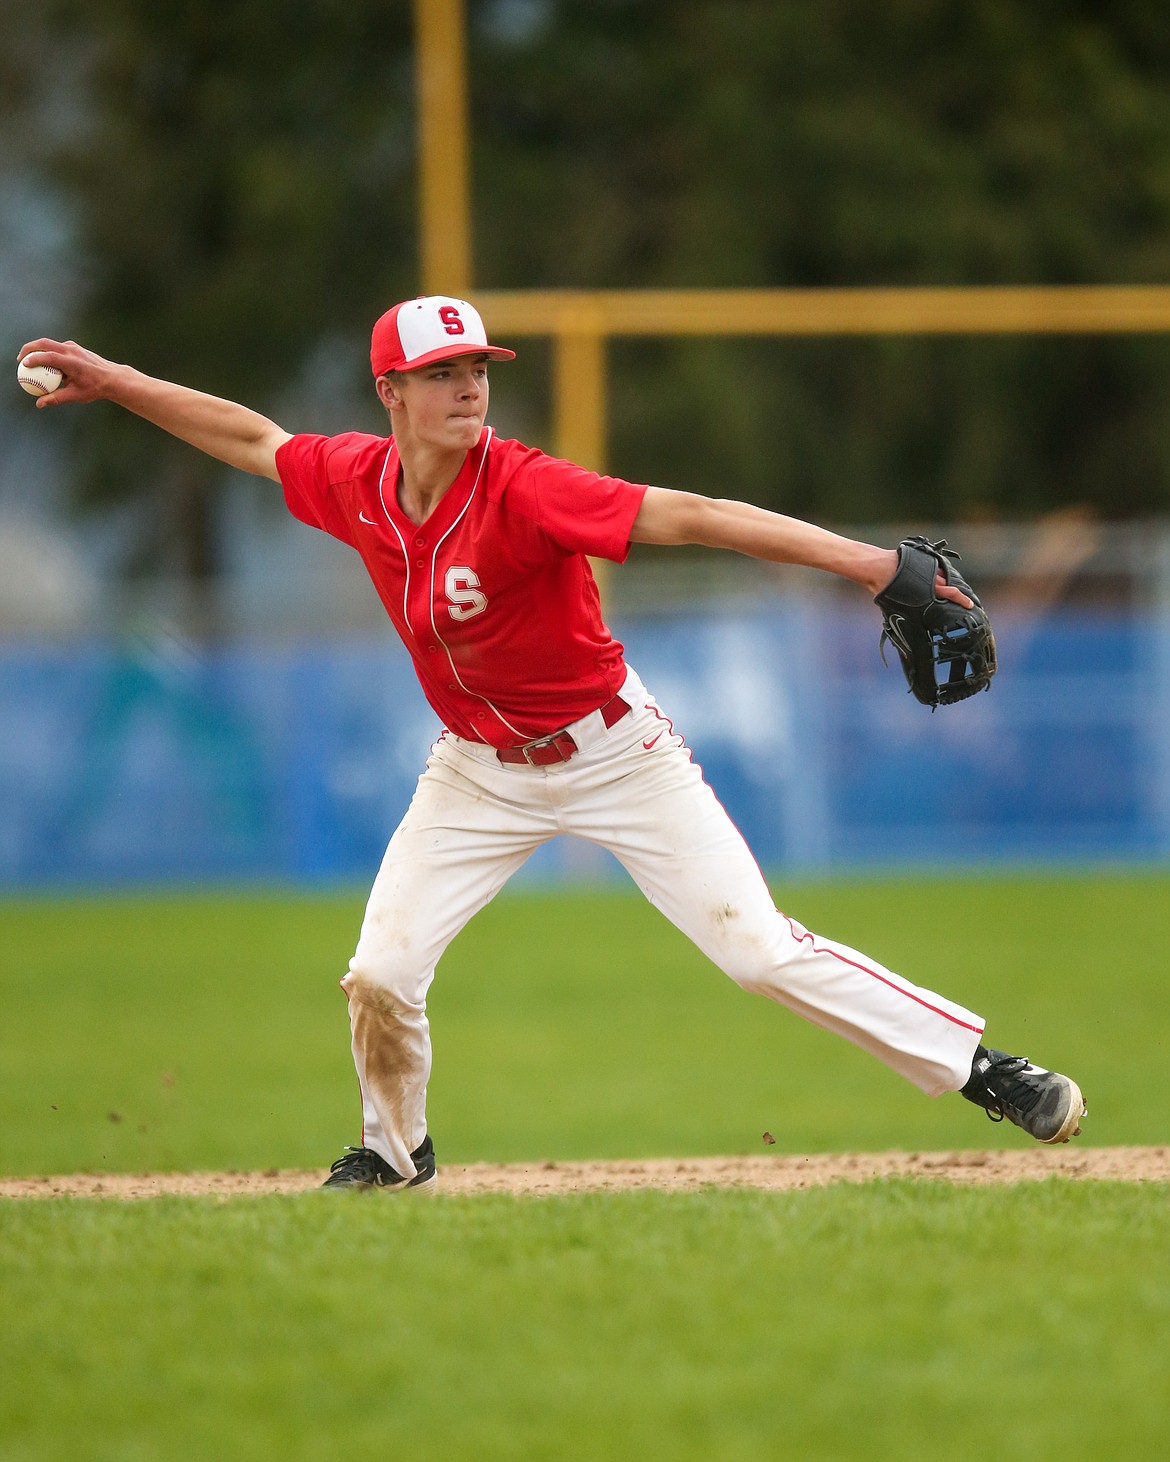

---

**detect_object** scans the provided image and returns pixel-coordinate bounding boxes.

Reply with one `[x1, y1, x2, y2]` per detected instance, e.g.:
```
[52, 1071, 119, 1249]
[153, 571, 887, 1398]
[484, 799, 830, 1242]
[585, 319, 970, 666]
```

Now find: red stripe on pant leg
[780, 914, 985, 1036]
[644, 703, 693, 761]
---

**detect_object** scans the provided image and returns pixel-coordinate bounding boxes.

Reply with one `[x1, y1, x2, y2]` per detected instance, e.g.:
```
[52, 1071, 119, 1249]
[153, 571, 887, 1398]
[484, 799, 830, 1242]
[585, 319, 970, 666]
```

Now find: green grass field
[3, 1183, 1168, 1461]
[2, 874, 1169, 1458]
[1, 872, 1164, 1172]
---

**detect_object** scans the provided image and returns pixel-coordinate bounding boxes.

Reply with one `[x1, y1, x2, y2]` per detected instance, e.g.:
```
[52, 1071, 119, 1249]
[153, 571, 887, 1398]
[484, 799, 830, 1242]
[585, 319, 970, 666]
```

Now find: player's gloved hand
[874, 536, 997, 708]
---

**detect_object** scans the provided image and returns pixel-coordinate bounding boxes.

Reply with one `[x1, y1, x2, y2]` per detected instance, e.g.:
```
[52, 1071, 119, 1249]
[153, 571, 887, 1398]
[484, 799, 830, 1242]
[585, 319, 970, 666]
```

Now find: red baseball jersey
[276, 427, 648, 745]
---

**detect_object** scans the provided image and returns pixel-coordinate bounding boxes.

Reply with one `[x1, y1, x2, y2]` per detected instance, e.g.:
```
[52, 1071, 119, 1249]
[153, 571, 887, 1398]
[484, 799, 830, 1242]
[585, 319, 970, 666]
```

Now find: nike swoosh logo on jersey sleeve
[642, 731, 665, 750]
[359, 511, 376, 525]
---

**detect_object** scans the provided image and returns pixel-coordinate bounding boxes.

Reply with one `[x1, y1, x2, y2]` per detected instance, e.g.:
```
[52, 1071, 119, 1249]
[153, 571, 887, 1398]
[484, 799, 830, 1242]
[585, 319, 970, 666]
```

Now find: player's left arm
[630, 486, 972, 606]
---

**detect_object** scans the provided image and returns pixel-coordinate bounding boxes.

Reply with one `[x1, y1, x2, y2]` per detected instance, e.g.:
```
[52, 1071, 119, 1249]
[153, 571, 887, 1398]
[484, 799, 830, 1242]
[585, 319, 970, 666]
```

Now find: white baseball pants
[342, 668, 985, 1179]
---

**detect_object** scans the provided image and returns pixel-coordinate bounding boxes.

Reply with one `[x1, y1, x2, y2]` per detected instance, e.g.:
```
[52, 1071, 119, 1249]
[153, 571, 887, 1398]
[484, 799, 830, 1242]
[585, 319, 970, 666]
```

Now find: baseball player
[19, 297, 1085, 1189]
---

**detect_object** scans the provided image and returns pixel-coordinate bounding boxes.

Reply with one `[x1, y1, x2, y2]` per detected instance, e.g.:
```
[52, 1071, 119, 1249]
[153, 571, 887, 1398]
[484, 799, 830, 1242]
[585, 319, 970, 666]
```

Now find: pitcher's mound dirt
[2, 1146, 1167, 1199]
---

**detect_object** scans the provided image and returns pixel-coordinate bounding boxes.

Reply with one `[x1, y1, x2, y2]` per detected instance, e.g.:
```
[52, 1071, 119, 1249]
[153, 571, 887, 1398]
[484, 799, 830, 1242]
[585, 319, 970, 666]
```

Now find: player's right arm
[16, 339, 291, 482]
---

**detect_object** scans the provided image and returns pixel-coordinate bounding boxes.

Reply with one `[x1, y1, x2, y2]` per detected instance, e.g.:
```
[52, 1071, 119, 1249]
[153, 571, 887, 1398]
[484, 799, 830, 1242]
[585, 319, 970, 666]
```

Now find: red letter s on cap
[438, 306, 465, 336]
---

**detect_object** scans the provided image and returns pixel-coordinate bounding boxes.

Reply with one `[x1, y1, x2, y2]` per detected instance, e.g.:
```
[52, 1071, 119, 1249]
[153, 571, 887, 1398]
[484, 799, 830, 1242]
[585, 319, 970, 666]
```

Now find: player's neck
[393, 438, 470, 526]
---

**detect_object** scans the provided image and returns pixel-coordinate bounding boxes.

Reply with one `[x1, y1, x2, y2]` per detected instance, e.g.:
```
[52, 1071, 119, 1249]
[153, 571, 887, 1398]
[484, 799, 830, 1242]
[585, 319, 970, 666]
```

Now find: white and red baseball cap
[370, 295, 516, 376]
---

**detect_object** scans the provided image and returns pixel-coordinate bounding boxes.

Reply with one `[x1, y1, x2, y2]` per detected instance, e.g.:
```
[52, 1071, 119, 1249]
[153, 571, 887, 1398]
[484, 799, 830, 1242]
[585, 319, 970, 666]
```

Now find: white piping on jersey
[376, 441, 411, 625]
[426, 428, 526, 741]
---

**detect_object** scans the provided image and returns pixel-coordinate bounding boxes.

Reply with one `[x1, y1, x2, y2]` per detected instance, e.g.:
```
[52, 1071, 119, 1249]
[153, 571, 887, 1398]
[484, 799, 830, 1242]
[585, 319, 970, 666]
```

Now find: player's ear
[376, 373, 406, 412]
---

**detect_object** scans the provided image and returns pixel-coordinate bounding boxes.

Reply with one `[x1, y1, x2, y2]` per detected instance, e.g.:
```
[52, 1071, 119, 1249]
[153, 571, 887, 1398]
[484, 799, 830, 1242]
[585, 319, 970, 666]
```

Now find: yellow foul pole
[413, 0, 472, 296]
[475, 285, 1170, 337]
[475, 283, 1170, 479]
[553, 305, 607, 471]
[411, 1, 610, 489]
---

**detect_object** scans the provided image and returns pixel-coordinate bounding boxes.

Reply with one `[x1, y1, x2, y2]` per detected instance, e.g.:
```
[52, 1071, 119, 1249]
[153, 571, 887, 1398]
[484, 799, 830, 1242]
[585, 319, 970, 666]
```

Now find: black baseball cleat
[321, 1135, 437, 1191]
[961, 1046, 1086, 1144]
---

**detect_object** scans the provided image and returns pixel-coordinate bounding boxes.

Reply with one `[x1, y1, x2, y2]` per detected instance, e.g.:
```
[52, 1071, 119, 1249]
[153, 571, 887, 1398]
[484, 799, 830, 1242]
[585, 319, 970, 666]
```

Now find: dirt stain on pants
[342, 973, 421, 1150]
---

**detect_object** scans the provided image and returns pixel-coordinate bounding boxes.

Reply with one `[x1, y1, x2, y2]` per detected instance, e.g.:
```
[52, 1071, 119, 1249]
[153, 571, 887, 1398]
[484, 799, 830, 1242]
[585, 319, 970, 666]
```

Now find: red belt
[496, 693, 631, 766]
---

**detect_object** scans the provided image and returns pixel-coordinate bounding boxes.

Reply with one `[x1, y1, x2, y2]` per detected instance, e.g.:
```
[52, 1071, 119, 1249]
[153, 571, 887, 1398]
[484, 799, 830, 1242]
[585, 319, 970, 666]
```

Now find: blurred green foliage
[14, 0, 1170, 575]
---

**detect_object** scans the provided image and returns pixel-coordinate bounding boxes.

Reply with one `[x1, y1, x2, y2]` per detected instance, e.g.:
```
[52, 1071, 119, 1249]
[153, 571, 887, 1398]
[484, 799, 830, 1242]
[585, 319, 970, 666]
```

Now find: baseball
[17, 357, 63, 398]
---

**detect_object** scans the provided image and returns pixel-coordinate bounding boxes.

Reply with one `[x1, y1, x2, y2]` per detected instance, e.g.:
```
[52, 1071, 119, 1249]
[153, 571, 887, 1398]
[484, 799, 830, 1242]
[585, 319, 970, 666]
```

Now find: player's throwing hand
[16, 339, 123, 407]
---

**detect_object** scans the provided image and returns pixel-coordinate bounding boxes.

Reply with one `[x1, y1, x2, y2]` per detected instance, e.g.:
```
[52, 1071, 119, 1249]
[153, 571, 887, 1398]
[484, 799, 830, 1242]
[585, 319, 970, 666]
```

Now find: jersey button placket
[400, 523, 431, 648]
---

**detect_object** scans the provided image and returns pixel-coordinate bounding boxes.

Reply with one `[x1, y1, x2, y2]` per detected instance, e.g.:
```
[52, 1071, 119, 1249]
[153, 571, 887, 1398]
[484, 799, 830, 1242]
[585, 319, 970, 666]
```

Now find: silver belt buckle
[520, 733, 553, 765]
[521, 730, 574, 764]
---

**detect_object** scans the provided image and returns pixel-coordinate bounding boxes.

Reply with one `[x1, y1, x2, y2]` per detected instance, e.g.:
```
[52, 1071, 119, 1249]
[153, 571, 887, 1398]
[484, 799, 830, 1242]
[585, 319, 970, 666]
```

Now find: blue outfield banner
[2, 597, 1169, 888]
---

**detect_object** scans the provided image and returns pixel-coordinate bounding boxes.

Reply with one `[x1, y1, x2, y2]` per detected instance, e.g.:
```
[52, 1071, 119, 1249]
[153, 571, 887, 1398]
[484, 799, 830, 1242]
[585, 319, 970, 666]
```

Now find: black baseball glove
[874, 536, 997, 708]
